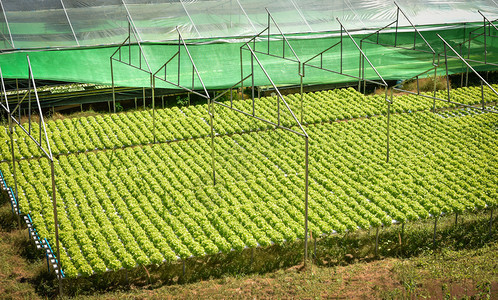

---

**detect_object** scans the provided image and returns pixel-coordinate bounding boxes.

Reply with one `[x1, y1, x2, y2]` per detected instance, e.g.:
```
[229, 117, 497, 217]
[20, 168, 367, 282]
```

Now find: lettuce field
[0, 85, 496, 278]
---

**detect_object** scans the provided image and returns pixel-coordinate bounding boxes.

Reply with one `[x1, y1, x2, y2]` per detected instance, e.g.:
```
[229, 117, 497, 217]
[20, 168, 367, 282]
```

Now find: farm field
[0, 85, 496, 278]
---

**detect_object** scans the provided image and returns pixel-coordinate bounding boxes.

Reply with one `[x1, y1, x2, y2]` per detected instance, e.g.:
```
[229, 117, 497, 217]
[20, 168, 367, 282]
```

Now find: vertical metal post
[455, 213, 458, 225]
[28, 69, 31, 134]
[267, 13, 270, 54]
[300, 73, 304, 124]
[386, 100, 390, 163]
[151, 75, 156, 143]
[16, 79, 19, 103]
[484, 18, 487, 64]
[134, 97, 137, 109]
[50, 159, 63, 296]
[416, 76, 420, 95]
[394, 8, 399, 47]
[432, 65, 438, 113]
[8, 115, 20, 229]
[178, 33, 181, 86]
[465, 36, 471, 87]
[111, 58, 116, 113]
[128, 22, 131, 65]
[142, 87, 146, 109]
[443, 45, 451, 103]
[357, 47, 362, 91]
[481, 81, 485, 110]
[340, 29, 343, 73]
[362, 54, 366, 95]
[209, 97, 216, 185]
[240, 47, 244, 93]
[303, 136, 309, 267]
[251, 54, 255, 116]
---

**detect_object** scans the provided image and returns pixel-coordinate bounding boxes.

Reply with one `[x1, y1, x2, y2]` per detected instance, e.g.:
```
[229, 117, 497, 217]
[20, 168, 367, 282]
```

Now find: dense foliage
[0, 85, 496, 277]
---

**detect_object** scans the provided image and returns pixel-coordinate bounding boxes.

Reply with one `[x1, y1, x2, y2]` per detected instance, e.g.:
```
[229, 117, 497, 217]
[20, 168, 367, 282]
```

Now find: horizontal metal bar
[303, 41, 341, 65]
[361, 20, 397, 41]
[153, 76, 209, 99]
[214, 101, 306, 137]
[394, 2, 435, 54]
[438, 34, 498, 96]
[111, 58, 153, 75]
[304, 63, 387, 87]
[10, 116, 52, 159]
[244, 45, 308, 137]
[250, 49, 300, 64]
[265, 8, 301, 63]
[212, 74, 252, 102]
[336, 18, 388, 87]
[153, 52, 179, 77]
[110, 36, 130, 58]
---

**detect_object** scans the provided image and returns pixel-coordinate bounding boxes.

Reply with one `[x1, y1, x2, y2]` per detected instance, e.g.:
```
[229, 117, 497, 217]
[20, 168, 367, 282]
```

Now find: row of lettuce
[0, 84, 496, 162]
[0, 105, 495, 277]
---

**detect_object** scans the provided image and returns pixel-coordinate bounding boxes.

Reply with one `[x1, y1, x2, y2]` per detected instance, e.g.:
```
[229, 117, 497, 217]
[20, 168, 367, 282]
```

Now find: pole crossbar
[360, 2, 436, 64]
[153, 27, 209, 99]
[240, 9, 306, 123]
[457, 11, 498, 76]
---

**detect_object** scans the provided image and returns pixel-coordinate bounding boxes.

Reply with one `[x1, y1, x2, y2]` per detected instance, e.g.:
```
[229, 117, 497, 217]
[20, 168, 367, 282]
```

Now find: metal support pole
[135, 97, 137, 109]
[240, 47, 244, 94]
[8, 115, 20, 229]
[358, 51, 362, 92]
[394, 8, 399, 47]
[209, 98, 216, 185]
[362, 55, 366, 95]
[251, 54, 255, 116]
[151, 75, 156, 143]
[416, 76, 420, 95]
[340, 29, 343, 73]
[481, 81, 485, 110]
[111, 58, 116, 113]
[375, 227, 380, 257]
[300, 74, 304, 124]
[433, 216, 438, 249]
[143, 87, 146, 109]
[466, 35, 471, 87]
[50, 160, 63, 296]
[443, 45, 451, 103]
[432, 66, 438, 113]
[386, 101, 390, 163]
[28, 74, 31, 134]
[303, 136, 309, 267]
[455, 213, 458, 225]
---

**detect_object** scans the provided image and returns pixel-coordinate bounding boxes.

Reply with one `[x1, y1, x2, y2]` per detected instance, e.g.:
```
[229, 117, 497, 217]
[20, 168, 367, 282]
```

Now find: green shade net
[0, 23, 495, 90]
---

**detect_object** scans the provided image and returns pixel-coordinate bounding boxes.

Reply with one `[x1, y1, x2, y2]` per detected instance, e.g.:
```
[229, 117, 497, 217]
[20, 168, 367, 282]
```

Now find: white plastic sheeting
[0, 0, 496, 50]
